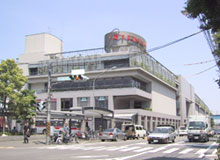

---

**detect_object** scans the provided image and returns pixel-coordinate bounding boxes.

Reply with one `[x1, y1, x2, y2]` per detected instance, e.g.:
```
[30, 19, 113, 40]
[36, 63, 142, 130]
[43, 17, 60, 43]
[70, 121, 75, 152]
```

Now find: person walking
[23, 122, 30, 144]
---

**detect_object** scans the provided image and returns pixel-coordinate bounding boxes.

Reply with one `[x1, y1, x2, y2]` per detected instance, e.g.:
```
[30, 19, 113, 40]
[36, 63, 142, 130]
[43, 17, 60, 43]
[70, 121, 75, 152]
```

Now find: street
[0, 136, 218, 160]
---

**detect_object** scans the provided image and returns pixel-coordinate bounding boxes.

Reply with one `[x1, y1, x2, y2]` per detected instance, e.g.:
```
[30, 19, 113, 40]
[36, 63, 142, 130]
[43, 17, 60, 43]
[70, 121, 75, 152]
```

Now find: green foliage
[144, 108, 152, 111]
[185, 0, 220, 32]
[211, 118, 215, 128]
[0, 59, 37, 129]
[185, 0, 220, 88]
[9, 89, 37, 121]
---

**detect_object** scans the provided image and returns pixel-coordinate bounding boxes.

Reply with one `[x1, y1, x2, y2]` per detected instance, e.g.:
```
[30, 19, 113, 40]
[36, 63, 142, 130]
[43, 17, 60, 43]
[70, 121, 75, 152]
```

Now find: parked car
[178, 126, 188, 136]
[147, 125, 176, 144]
[214, 129, 220, 135]
[99, 128, 127, 142]
[123, 124, 146, 139]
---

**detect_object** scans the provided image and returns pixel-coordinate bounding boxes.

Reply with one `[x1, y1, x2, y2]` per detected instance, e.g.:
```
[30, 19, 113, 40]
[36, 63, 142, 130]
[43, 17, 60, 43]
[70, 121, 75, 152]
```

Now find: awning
[36, 110, 85, 120]
[83, 107, 114, 118]
[114, 113, 137, 120]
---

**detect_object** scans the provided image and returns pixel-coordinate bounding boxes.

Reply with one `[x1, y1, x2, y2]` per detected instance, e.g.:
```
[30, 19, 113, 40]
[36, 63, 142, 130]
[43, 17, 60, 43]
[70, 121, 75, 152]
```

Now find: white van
[123, 124, 146, 139]
[178, 126, 188, 136]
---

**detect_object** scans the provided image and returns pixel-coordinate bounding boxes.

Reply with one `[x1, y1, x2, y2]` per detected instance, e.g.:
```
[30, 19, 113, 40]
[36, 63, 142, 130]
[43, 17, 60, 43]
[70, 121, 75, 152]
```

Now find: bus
[35, 119, 80, 134]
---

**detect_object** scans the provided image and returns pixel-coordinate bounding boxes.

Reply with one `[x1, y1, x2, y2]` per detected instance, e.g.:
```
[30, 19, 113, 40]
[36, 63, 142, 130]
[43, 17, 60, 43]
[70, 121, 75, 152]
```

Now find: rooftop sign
[104, 31, 147, 53]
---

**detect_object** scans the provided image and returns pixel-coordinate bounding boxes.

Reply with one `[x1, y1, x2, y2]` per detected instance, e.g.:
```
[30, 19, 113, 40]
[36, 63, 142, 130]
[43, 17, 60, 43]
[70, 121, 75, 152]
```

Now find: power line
[147, 30, 203, 53]
[184, 59, 215, 66]
[187, 65, 217, 78]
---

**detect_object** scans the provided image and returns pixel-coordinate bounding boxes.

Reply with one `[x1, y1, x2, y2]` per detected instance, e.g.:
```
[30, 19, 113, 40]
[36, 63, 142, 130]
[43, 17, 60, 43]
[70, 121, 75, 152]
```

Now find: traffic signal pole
[46, 66, 52, 145]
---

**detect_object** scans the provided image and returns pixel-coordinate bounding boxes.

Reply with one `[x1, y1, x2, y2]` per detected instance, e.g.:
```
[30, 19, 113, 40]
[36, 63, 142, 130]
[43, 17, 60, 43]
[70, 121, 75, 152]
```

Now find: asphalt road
[0, 136, 218, 160]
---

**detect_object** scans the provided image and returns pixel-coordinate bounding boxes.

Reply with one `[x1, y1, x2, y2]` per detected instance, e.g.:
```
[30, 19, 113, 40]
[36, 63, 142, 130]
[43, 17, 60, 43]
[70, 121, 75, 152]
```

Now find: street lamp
[92, 66, 117, 132]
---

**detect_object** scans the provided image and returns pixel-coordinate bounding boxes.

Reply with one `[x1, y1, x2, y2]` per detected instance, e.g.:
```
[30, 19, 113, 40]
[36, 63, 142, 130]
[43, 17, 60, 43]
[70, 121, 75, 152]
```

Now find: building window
[77, 97, 90, 107]
[61, 98, 73, 111]
[134, 101, 142, 109]
[95, 96, 108, 109]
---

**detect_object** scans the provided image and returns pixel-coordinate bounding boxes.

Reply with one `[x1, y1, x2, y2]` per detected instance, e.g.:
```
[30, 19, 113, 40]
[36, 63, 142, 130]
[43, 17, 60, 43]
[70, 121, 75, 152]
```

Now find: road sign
[57, 76, 72, 81]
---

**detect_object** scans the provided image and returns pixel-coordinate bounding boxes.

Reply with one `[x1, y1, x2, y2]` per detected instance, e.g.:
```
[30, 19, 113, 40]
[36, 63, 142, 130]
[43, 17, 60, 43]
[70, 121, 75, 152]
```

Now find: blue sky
[1, 0, 219, 114]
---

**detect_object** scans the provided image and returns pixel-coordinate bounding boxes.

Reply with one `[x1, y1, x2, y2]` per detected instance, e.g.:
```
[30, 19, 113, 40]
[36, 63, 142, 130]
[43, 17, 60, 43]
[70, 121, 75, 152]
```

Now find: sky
[1, 0, 219, 114]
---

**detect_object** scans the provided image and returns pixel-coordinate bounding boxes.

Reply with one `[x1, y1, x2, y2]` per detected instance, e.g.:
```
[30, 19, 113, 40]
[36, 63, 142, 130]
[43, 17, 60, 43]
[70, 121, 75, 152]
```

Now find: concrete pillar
[108, 95, 114, 110]
[144, 116, 148, 130]
[129, 99, 134, 109]
[149, 117, 153, 132]
[73, 97, 77, 108]
[81, 119, 86, 132]
[138, 115, 142, 125]
[111, 119, 116, 128]
[155, 117, 158, 128]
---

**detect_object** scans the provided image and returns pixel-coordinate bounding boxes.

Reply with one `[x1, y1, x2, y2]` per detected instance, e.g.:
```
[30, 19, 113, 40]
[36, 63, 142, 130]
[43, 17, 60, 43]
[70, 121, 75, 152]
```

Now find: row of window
[52, 76, 151, 93]
[61, 96, 108, 111]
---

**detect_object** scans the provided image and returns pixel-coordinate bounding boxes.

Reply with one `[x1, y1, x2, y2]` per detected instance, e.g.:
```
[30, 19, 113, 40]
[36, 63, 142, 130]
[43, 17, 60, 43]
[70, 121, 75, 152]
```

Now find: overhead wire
[147, 30, 203, 53]
[186, 65, 217, 78]
[184, 59, 215, 66]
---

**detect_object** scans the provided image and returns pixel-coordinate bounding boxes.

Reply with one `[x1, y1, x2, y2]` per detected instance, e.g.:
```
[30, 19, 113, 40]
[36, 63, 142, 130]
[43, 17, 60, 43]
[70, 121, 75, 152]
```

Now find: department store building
[17, 31, 211, 131]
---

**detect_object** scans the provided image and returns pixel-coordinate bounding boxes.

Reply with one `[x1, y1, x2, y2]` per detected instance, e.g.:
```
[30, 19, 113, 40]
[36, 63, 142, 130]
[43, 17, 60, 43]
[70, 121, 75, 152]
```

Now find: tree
[185, 0, 220, 32]
[0, 59, 35, 135]
[185, 0, 220, 87]
[9, 89, 37, 122]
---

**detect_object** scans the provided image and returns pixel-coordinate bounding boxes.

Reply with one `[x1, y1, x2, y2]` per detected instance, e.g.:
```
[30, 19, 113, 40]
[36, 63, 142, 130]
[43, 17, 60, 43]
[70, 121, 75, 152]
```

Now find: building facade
[17, 32, 211, 132]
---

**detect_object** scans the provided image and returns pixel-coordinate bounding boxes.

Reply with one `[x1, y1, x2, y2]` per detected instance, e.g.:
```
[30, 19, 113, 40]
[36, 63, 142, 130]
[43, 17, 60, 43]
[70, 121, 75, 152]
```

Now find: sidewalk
[0, 134, 45, 142]
[0, 134, 100, 148]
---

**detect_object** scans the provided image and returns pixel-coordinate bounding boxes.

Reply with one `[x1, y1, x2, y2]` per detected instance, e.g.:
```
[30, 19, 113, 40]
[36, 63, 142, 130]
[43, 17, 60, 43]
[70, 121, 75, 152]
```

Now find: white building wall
[18, 33, 63, 64]
[31, 83, 45, 93]
[151, 80, 176, 116]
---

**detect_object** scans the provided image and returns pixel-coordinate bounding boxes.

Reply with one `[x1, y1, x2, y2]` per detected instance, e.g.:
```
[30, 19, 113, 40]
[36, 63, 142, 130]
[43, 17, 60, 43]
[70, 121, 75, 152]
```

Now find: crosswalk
[38, 142, 218, 158]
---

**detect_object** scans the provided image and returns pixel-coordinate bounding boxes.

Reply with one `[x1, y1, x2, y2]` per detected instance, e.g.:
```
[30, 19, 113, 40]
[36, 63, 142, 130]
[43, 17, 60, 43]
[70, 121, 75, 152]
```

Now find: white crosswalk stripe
[38, 142, 217, 158]
[94, 146, 115, 151]
[163, 148, 180, 154]
[195, 149, 207, 155]
[179, 148, 194, 154]
[148, 146, 167, 153]
[120, 146, 141, 152]
[133, 147, 153, 152]
[107, 146, 129, 151]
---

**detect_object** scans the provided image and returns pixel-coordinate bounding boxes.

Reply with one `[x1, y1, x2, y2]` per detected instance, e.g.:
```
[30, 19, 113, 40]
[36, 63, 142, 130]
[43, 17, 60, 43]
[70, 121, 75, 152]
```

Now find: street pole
[46, 66, 52, 145]
[92, 66, 117, 132]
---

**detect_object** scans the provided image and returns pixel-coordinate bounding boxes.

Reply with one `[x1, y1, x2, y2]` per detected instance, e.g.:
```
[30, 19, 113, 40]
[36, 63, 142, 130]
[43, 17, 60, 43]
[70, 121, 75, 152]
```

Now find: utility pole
[46, 65, 52, 145]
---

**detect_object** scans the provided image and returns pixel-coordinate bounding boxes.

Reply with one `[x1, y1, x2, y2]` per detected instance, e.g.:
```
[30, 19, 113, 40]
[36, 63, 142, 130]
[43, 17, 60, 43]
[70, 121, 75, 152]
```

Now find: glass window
[95, 96, 108, 109]
[77, 97, 90, 107]
[61, 98, 73, 111]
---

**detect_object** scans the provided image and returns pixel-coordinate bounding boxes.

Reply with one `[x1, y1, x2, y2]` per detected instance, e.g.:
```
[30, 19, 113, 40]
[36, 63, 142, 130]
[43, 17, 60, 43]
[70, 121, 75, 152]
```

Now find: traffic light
[37, 101, 46, 112]
[69, 75, 88, 80]
[57, 69, 89, 81]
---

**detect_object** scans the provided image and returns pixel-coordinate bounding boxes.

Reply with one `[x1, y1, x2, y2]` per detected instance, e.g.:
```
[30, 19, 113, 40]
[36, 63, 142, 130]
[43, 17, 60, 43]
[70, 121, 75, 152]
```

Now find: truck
[187, 115, 211, 142]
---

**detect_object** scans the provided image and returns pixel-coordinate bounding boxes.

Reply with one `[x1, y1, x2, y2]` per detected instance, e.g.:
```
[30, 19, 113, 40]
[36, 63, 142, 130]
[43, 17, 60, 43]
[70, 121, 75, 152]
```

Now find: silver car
[99, 128, 127, 141]
[147, 126, 176, 144]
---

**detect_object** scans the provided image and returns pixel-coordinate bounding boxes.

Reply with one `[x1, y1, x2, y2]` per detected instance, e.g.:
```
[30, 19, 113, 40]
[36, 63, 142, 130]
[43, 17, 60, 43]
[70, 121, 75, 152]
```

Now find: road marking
[94, 146, 115, 151]
[179, 148, 194, 154]
[196, 142, 217, 158]
[0, 146, 14, 149]
[120, 146, 141, 152]
[75, 155, 109, 159]
[133, 147, 153, 152]
[135, 142, 147, 145]
[107, 146, 129, 151]
[163, 148, 179, 154]
[148, 146, 166, 153]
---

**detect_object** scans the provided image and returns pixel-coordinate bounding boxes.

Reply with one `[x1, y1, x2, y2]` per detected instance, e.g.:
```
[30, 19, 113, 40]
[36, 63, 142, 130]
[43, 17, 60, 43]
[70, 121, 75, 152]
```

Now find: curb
[0, 135, 45, 142]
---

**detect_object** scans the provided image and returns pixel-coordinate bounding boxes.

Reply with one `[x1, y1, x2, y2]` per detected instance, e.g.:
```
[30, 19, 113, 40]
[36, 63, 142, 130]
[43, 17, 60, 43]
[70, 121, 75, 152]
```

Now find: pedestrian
[23, 122, 30, 144]
[11, 127, 17, 135]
